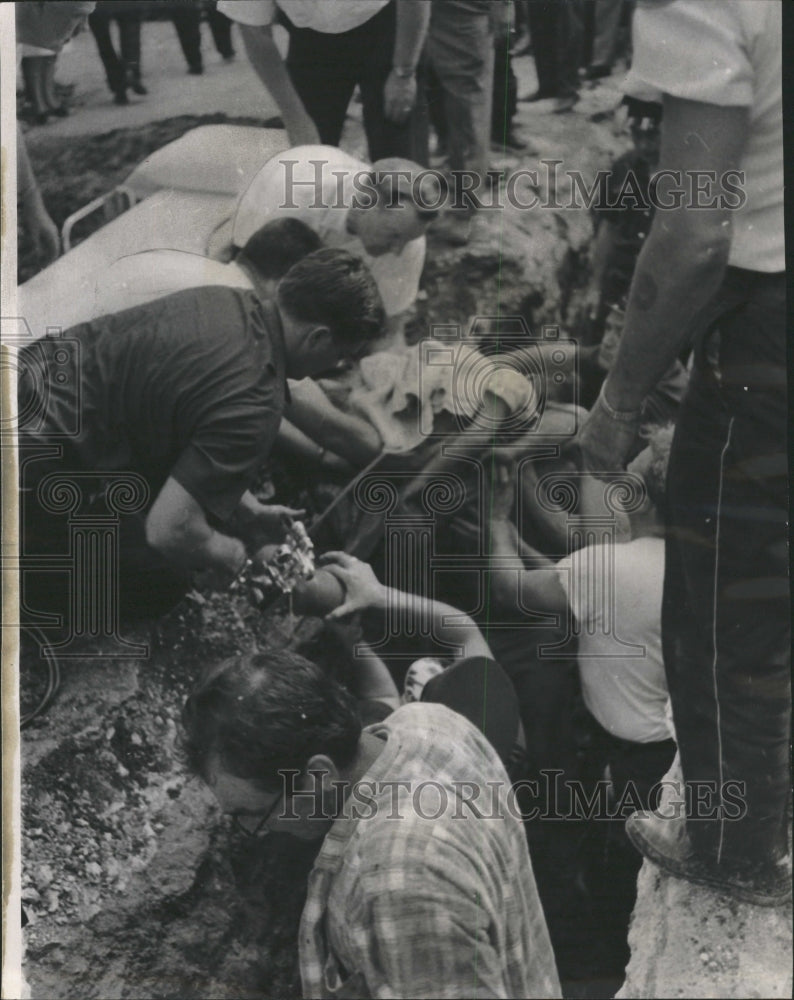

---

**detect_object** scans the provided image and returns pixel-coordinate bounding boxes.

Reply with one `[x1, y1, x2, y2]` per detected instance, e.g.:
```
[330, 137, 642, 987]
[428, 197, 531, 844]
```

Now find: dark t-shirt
[19, 285, 287, 523]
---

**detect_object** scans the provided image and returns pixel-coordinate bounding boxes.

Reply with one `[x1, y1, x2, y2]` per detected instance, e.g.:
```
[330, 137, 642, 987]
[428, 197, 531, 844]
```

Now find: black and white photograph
[2, 1, 791, 997]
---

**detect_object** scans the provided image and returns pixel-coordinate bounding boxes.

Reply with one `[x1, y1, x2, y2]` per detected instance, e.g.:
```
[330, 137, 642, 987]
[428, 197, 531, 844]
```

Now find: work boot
[625, 811, 792, 908]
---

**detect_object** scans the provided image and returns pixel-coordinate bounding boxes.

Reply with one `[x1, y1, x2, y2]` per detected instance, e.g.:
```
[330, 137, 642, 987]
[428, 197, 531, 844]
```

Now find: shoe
[492, 130, 527, 153]
[583, 63, 612, 82]
[113, 91, 129, 106]
[188, 64, 204, 76]
[625, 812, 793, 908]
[221, 51, 236, 62]
[130, 81, 148, 95]
[518, 89, 555, 103]
[49, 104, 69, 118]
[552, 95, 578, 114]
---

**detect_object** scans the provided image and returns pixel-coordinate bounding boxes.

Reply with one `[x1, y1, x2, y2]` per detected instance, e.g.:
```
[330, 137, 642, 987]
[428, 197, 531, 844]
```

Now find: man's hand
[488, 461, 516, 521]
[319, 552, 388, 620]
[574, 388, 641, 474]
[23, 193, 61, 264]
[384, 69, 417, 124]
[242, 501, 306, 548]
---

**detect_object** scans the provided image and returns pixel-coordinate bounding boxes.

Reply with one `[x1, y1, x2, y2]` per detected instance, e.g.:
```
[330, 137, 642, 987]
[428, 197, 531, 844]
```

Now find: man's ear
[303, 753, 341, 791]
[305, 324, 332, 355]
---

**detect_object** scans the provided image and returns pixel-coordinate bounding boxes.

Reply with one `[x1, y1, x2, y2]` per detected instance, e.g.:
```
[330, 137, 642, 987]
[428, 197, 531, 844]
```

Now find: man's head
[627, 422, 675, 524]
[183, 648, 362, 839]
[276, 248, 385, 378]
[238, 217, 322, 297]
[348, 158, 440, 257]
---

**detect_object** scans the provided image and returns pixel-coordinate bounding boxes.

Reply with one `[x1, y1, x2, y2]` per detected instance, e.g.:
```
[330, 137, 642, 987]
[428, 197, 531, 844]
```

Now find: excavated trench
[17, 109, 631, 999]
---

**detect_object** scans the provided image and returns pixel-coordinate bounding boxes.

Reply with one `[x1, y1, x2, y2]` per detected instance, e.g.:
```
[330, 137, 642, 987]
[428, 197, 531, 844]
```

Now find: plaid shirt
[299, 704, 561, 999]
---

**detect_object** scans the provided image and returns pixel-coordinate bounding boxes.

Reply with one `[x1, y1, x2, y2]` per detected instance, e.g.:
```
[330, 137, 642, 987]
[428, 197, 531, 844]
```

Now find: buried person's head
[348, 158, 440, 257]
[182, 648, 363, 839]
[238, 217, 323, 296]
[276, 248, 385, 378]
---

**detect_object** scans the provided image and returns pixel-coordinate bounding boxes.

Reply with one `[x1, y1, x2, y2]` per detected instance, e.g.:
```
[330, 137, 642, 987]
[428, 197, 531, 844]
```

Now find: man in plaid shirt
[184, 640, 561, 998]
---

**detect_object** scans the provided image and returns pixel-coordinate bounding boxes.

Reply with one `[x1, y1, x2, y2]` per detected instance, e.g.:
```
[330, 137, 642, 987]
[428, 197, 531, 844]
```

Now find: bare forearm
[604, 217, 731, 414]
[393, 0, 431, 70]
[350, 642, 400, 706]
[239, 25, 312, 132]
[382, 588, 491, 659]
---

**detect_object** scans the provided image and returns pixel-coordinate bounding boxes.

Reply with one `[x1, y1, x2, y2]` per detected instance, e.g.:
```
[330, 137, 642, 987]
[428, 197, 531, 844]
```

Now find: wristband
[392, 64, 416, 79]
[597, 384, 642, 424]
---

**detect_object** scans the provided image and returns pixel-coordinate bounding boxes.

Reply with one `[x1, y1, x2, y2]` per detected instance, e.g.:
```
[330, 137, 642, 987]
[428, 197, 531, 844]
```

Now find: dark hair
[277, 248, 385, 350]
[182, 648, 362, 791]
[240, 217, 322, 280]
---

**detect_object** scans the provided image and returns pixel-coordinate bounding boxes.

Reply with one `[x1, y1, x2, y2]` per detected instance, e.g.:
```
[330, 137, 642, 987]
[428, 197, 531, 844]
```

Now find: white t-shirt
[627, 0, 783, 272]
[555, 536, 673, 744]
[232, 146, 425, 317]
[90, 251, 253, 319]
[217, 0, 389, 33]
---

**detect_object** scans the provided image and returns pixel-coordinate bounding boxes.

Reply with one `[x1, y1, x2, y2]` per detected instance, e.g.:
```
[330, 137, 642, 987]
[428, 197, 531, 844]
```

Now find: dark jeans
[662, 267, 790, 866]
[171, 1, 235, 69]
[88, 7, 142, 94]
[527, 0, 582, 99]
[492, 33, 518, 140]
[285, 0, 429, 164]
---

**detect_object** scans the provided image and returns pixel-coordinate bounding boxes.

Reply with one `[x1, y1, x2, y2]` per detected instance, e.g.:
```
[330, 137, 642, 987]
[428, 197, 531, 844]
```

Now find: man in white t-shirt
[217, 0, 429, 163]
[231, 144, 438, 327]
[576, 0, 788, 907]
[488, 427, 676, 795]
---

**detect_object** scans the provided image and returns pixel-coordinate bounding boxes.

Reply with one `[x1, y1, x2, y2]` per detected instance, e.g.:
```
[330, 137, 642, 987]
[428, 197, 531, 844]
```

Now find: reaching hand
[383, 69, 417, 125]
[488, 460, 516, 521]
[24, 198, 61, 264]
[574, 390, 640, 475]
[318, 552, 387, 620]
[247, 503, 306, 546]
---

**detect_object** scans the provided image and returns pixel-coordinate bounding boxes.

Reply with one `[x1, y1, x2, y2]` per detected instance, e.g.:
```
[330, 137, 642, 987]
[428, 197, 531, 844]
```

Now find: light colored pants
[427, 4, 494, 210]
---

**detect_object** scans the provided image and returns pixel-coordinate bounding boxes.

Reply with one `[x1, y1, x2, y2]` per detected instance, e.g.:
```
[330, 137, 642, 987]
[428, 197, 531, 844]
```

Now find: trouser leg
[492, 34, 518, 141]
[591, 0, 623, 68]
[171, 7, 203, 72]
[527, 1, 559, 96]
[662, 270, 790, 866]
[427, 6, 494, 211]
[285, 27, 357, 147]
[206, 0, 235, 58]
[357, 1, 429, 164]
[88, 12, 125, 94]
[557, 0, 583, 99]
[118, 12, 142, 85]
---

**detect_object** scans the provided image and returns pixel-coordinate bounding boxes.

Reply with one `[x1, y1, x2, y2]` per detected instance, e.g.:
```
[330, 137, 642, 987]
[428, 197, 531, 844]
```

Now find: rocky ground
[15, 38, 648, 999]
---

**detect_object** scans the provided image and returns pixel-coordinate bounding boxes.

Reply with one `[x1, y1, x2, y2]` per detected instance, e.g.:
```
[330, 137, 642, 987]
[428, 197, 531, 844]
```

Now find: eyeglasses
[232, 792, 284, 839]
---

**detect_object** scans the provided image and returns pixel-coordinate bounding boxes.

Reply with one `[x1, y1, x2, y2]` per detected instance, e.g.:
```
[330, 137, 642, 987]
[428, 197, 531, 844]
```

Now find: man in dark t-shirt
[18, 248, 384, 629]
